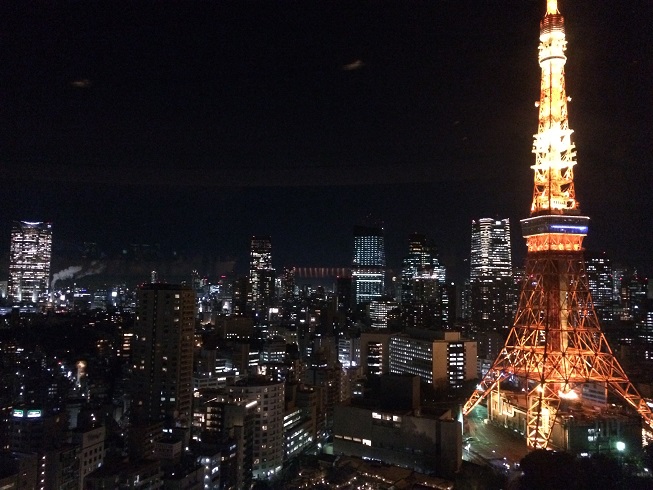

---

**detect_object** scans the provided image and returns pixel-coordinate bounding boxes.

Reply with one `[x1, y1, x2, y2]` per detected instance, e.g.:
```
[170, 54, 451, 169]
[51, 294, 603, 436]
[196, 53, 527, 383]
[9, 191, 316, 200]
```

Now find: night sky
[2, 1, 652, 281]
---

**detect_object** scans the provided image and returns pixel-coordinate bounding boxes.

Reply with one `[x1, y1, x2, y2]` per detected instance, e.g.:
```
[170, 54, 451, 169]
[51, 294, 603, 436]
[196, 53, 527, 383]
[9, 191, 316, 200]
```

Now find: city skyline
[1, 1, 651, 279]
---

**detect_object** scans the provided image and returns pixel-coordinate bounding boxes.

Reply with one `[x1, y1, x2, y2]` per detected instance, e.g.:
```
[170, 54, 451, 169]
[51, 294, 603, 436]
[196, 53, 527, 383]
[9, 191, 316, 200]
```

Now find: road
[463, 404, 531, 472]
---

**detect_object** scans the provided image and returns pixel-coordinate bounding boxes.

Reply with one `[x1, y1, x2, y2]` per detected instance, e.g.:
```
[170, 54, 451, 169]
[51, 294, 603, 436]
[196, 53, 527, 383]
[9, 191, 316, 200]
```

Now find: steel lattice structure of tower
[463, 0, 653, 449]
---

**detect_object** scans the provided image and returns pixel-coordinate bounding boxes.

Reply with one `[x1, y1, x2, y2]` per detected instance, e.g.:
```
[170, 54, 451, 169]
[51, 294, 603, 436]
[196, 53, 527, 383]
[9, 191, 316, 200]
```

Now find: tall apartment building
[248, 236, 275, 316]
[193, 394, 256, 489]
[226, 378, 285, 480]
[71, 425, 106, 489]
[8, 221, 52, 304]
[131, 283, 195, 428]
[352, 225, 385, 305]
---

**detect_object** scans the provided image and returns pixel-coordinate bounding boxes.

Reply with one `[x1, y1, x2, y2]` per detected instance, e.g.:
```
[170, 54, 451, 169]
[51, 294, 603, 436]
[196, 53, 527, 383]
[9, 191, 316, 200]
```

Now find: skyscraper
[400, 233, 446, 304]
[352, 225, 385, 305]
[585, 252, 614, 324]
[468, 218, 513, 330]
[8, 221, 52, 304]
[469, 218, 512, 280]
[131, 283, 195, 428]
[248, 236, 275, 316]
[399, 233, 449, 330]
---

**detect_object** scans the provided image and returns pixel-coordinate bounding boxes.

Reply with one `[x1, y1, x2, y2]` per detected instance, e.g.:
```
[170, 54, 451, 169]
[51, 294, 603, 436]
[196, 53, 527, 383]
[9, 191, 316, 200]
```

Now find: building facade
[470, 218, 512, 280]
[369, 298, 398, 329]
[360, 332, 392, 376]
[8, 407, 73, 490]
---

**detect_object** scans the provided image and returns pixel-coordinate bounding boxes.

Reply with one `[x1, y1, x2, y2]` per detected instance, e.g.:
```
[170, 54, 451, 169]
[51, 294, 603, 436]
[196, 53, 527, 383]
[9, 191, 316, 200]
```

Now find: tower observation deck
[463, 0, 653, 450]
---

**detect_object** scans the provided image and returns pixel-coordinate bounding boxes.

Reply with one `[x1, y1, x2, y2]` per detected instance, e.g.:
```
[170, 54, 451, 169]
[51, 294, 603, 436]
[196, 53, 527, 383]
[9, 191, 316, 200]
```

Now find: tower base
[487, 388, 643, 455]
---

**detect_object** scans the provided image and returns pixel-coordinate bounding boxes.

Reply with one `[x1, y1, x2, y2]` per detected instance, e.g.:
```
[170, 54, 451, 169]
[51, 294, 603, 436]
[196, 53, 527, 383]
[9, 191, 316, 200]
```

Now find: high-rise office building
[8, 221, 53, 304]
[400, 233, 446, 304]
[405, 276, 441, 330]
[468, 218, 513, 330]
[131, 283, 195, 428]
[585, 252, 614, 324]
[470, 218, 512, 280]
[248, 236, 275, 316]
[352, 225, 385, 305]
[359, 332, 392, 376]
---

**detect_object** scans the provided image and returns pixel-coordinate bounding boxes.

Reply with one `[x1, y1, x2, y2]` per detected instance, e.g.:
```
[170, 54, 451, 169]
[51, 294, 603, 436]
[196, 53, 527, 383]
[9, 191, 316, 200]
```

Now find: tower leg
[527, 382, 560, 449]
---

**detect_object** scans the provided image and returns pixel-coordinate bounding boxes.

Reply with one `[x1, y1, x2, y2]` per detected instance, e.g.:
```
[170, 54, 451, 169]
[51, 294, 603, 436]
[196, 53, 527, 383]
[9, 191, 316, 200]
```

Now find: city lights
[0, 0, 649, 488]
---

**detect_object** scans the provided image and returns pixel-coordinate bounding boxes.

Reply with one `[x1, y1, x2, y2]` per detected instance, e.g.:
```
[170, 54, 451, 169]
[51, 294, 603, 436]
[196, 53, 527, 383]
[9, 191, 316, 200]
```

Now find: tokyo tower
[463, 0, 653, 449]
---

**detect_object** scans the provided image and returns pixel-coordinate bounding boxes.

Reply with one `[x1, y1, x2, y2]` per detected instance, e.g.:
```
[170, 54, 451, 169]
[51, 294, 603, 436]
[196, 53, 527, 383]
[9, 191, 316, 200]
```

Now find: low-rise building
[333, 374, 462, 478]
[333, 404, 461, 477]
[389, 330, 477, 389]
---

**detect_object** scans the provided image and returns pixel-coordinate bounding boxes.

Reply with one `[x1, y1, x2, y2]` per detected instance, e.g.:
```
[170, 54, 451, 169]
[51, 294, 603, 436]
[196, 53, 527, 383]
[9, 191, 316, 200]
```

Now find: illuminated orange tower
[463, 0, 653, 449]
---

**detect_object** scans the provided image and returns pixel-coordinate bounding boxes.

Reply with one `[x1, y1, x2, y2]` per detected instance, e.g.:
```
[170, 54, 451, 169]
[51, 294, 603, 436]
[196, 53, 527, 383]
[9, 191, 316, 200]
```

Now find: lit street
[464, 404, 530, 471]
